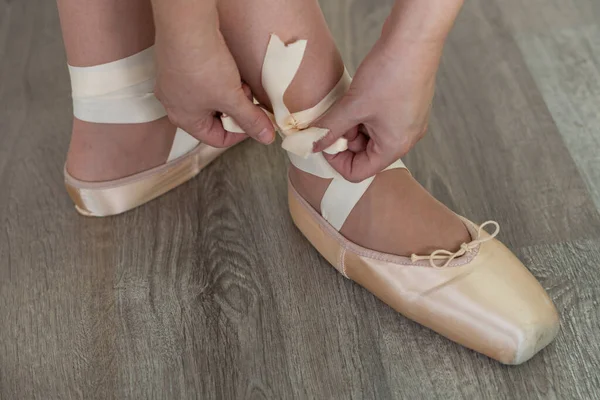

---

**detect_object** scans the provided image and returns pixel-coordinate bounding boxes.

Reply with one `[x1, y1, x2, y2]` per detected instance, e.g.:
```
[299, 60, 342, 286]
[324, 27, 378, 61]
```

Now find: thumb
[312, 95, 361, 153]
[225, 91, 275, 145]
[187, 114, 247, 148]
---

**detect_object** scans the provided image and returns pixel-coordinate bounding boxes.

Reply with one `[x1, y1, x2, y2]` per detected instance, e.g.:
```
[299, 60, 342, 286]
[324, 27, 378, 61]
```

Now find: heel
[65, 143, 226, 217]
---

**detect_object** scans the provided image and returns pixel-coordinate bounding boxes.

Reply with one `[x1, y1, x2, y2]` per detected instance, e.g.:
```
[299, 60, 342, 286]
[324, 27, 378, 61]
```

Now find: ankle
[289, 166, 331, 213]
[290, 165, 471, 257]
[66, 117, 176, 182]
[339, 170, 471, 256]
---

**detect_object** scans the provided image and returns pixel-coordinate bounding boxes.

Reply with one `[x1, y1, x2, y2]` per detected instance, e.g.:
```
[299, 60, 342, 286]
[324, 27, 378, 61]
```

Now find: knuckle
[225, 88, 248, 109]
[399, 140, 412, 156]
[205, 137, 228, 148]
[246, 112, 264, 131]
[169, 113, 209, 139]
[189, 117, 211, 134]
[165, 109, 182, 127]
[390, 134, 412, 157]
[347, 174, 364, 184]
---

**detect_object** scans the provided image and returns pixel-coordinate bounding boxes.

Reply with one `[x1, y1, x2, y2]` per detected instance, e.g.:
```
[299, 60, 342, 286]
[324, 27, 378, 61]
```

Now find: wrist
[383, 0, 464, 47]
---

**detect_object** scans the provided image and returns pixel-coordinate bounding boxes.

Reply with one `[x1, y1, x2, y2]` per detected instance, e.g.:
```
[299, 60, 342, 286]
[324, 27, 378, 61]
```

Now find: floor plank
[517, 239, 600, 399]
[515, 24, 600, 211]
[412, 0, 599, 247]
[1, 0, 600, 399]
[496, 0, 600, 35]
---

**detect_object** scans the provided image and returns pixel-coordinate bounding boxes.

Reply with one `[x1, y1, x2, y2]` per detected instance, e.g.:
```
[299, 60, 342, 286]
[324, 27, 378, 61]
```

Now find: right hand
[154, 23, 274, 147]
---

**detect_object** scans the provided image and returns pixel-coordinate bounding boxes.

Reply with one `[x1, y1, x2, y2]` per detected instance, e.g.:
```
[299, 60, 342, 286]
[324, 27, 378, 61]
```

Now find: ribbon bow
[410, 221, 500, 268]
[221, 34, 350, 158]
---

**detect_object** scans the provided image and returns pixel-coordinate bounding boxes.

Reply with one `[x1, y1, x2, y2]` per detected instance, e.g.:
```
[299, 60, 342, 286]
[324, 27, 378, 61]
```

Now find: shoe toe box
[508, 313, 560, 365]
[434, 238, 560, 364]
[342, 235, 560, 364]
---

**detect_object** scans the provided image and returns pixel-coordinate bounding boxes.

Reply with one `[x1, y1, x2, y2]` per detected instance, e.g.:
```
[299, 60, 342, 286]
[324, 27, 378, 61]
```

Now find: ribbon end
[281, 128, 348, 158]
[322, 138, 348, 155]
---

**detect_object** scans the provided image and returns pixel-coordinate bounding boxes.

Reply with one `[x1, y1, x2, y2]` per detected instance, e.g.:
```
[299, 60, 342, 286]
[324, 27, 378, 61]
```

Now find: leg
[58, 0, 175, 181]
[218, 0, 344, 114]
[217, 0, 470, 256]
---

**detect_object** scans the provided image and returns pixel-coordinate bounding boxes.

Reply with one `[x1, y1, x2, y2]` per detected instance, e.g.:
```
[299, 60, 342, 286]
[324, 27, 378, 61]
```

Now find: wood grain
[495, 0, 600, 35]
[408, 0, 600, 248]
[1, 0, 600, 399]
[515, 25, 600, 211]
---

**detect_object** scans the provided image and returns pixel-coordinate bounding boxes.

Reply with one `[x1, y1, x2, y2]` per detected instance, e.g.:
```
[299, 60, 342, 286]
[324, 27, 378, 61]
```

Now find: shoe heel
[65, 143, 227, 217]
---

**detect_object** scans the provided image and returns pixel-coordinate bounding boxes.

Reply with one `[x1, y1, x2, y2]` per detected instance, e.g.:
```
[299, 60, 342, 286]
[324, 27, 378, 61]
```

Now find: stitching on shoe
[289, 177, 480, 268]
[338, 247, 348, 278]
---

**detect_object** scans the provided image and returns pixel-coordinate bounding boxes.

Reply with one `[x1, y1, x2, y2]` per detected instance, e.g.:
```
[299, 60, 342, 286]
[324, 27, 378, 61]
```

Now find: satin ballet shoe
[64, 46, 231, 217]
[288, 181, 559, 364]
[64, 138, 228, 217]
[226, 33, 559, 364]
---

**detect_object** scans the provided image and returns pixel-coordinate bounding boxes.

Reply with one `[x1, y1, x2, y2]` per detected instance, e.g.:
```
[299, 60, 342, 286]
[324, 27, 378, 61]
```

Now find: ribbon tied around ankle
[221, 33, 408, 232]
[411, 221, 500, 268]
[221, 34, 351, 159]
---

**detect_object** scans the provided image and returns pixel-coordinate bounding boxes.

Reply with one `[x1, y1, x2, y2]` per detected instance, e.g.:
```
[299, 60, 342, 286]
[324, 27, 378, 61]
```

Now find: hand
[154, 13, 274, 147]
[312, 38, 437, 182]
[313, 0, 462, 182]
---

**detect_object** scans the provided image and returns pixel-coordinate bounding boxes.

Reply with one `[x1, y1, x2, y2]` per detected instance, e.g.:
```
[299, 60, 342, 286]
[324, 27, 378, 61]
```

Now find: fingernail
[258, 128, 274, 144]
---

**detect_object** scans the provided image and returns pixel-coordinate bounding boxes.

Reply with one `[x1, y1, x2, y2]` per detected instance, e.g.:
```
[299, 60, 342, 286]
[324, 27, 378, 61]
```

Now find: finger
[187, 115, 247, 148]
[241, 83, 253, 100]
[225, 91, 275, 144]
[323, 140, 396, 183]
[312, 96, 361, 153]
[345, 126, 368, 153]
[219, 128, 248, 147]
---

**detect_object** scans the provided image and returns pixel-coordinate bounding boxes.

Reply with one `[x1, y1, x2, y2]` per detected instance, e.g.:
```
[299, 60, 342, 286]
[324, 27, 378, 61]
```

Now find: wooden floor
[2, 0, 600, 398]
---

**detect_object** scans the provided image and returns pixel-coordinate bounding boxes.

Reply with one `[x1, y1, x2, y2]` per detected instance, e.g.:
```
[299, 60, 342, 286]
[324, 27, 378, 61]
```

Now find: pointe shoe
[289, 184, 559, 364]
[227, 34, 559, 364]
[64, 47, 231, 217]
[64, 136, 228, 217]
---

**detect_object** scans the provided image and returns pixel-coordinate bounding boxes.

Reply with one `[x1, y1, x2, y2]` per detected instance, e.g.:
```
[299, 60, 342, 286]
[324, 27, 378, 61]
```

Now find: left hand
[312, 37, 438, 182]
[313, 0, 462, 182]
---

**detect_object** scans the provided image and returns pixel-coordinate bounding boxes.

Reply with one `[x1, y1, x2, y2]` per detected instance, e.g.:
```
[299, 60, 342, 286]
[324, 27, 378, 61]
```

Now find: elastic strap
[68, 46, 167, 124]
[68, 47, 200, 160]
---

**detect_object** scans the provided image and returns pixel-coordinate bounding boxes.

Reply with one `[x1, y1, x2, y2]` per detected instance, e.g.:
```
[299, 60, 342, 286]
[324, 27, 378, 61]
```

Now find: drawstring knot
[410, 221, 500, 268]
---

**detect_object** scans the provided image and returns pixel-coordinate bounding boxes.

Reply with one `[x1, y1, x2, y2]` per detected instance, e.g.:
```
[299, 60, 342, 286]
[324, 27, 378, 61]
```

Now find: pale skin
[58, 0, 470, 256]
[58, 0, 175, 182]
[314, 0, 465, 183]
[151, 0, 276, 147]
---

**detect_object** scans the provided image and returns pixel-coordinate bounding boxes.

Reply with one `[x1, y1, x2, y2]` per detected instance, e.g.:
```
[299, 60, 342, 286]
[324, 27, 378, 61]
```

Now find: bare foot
[289, 165, 471, 257]
[65, 117, 177, 182]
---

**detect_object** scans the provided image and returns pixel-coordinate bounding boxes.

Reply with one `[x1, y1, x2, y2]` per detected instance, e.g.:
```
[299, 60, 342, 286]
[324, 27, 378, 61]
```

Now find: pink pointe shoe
[64, 47, 231, 217]
[225, 34, 559, 364]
